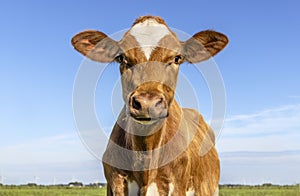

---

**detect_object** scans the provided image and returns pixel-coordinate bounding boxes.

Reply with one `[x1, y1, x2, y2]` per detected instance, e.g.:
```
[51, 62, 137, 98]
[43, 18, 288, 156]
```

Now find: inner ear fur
[182, 30, 228, 64]
[71, 30, 120, 62]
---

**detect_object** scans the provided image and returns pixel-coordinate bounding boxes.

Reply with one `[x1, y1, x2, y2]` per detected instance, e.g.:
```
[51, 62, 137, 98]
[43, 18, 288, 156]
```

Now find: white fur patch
[128, 181, 139, 195]
[213, 187, 219, 196]
[186, 188, 195, 196]
[129, 18, 171, 60]
[146, 182, 159, 196]
[168, 183, 174, 196]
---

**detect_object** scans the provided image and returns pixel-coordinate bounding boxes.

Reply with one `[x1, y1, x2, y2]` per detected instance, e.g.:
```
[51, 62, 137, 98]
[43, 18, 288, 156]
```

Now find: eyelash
[115, 54, 133, 69]
[116, 54, 126, 64]
[173, 55, 182, 64]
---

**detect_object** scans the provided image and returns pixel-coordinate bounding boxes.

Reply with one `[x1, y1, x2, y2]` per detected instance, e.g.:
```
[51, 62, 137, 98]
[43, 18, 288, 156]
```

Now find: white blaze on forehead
[129, 19, 171, 60]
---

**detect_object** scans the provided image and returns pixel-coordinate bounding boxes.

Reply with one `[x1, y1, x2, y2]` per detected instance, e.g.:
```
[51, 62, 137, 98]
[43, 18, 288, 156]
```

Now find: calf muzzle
[129, 91, 168, 124]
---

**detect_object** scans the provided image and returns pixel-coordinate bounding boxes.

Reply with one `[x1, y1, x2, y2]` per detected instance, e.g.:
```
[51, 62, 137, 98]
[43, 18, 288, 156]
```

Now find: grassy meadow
[0, 185, 299, 195]
[0, 186, 106, 196]
[219, 185, 300, 196]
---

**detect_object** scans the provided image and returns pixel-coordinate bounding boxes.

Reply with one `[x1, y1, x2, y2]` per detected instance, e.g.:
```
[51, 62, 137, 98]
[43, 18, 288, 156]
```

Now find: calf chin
[127, 115, 167, 136]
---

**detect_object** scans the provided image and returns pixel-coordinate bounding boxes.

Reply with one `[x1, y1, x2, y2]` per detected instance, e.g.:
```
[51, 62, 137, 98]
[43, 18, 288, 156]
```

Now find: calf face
[72, 16, 228, 127]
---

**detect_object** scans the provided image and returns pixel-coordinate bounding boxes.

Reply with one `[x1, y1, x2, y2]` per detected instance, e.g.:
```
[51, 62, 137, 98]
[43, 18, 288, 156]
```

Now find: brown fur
[103, 101, 220, 195]
[71, 15, 228, 196]
[132, 16, 168, 27]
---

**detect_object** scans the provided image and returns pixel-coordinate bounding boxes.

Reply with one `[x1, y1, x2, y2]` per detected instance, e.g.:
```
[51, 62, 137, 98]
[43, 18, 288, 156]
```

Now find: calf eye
[115, 54, 134, 71]
[173, 55, 182, 64]
[115, 54, 126, 64]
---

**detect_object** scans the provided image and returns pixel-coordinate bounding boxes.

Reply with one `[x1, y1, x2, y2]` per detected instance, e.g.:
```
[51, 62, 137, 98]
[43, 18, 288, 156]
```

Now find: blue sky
[1, 0, 300, 185]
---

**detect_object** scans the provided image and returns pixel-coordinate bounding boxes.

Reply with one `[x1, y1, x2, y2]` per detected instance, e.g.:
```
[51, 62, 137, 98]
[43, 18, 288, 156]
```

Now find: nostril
[132, 97, 142, 110]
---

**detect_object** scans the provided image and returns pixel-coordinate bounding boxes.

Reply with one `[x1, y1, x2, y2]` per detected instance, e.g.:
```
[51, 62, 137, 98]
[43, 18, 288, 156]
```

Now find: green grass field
[0, 186, 299, 195]
[0, 186, 106, 196]
[219, 186, 300, 196]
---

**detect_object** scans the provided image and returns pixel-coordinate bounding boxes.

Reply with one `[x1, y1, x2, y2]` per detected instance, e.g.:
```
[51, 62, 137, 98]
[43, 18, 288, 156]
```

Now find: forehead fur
[126, 16, 178, 61]
[132, 16, 168, 26]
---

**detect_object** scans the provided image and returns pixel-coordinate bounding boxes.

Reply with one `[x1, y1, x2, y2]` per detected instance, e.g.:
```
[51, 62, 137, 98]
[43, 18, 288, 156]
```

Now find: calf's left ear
[182, 30, 228, 63]
[71, 30, 120, 62]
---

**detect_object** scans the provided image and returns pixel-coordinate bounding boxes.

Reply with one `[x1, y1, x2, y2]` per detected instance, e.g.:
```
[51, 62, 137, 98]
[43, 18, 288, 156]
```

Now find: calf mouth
[130, 114, 168, 125]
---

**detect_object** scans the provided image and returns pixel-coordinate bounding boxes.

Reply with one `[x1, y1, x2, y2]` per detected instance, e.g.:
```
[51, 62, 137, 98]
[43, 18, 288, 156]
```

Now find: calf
[72, 16, 228, 196]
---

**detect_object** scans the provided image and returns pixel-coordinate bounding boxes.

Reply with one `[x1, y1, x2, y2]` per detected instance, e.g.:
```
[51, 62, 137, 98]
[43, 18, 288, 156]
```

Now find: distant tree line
[0, 182, 107, 188]
[1, 182, 298, 189]
[220, 183, 300, 189]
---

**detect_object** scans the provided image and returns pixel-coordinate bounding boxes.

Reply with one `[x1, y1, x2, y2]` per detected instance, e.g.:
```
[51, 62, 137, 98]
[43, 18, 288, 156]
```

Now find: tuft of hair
[132, 15, 167, 26]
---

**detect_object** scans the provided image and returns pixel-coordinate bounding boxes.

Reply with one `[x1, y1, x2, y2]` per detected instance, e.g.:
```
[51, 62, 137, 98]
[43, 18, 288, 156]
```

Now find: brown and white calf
[72, 16, 228, 196]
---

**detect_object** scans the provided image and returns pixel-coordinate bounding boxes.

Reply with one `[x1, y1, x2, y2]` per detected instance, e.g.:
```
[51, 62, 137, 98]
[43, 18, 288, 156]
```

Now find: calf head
[72, 16, 228, 126]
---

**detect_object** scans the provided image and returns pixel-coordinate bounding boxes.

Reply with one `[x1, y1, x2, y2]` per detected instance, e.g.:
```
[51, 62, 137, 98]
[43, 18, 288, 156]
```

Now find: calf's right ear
[71, 30, 120, 62]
